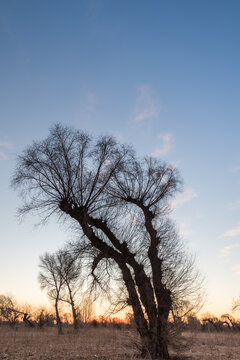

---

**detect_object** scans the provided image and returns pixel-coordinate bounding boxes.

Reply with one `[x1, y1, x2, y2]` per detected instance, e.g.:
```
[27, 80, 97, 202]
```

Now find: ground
[1, 325, 240, 359]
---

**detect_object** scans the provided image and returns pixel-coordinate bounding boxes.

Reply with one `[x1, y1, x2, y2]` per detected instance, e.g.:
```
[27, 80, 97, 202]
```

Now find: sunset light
[1, 1, 240, 359]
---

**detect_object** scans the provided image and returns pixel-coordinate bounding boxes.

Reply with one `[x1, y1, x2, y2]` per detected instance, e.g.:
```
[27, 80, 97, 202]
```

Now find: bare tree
[56, 250, 82, 330]
[39, 250, 83, 331]
[0, 295, 21, 326]
[13, 124, 203, 360]
[232, 297, 240, 312]
[77, 298, 94, 324]
[38, 253, 64, 334]
[34, 306, 55, 328]
[221, 313, 240, 332]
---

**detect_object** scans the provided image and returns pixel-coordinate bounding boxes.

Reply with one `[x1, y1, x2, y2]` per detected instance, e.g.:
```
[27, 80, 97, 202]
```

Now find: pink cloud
[171, 188, 198, 208]
[151, 133, 173, 157]
[233, 264, 240, 275]
[0, 141, 12, 160]
[179, 222, 194, 237]
[222, 226, 240, 237]
[134, 84, 159, 122]
[0, 151, 7, 160]
[218, 244, 240, 258]
[0, 141, 11, 148]
[227, 200, 240, 211]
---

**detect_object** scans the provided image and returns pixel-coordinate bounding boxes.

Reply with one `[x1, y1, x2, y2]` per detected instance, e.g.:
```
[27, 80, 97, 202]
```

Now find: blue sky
[1, 0, 240, 316]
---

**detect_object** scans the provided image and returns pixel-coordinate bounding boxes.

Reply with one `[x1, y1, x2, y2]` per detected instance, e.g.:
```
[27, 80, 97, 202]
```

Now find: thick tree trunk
[134, 317, 170, 360]
[55, 299, 63, 335]
[66, 284, 79, 330]
[147, 337, 170, 360]
[71, 303, 78, 330]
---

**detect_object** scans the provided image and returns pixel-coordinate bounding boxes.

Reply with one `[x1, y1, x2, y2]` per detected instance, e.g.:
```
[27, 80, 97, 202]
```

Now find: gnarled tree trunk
[59, 203, 171, 359]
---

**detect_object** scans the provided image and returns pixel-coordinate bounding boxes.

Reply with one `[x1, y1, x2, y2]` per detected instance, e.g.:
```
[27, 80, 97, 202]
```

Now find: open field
[1, 326, 240, 360]
[177, 331, 240, 359]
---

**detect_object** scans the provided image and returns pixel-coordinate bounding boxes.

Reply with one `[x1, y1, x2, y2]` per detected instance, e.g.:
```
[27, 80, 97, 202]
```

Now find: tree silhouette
[0, 295, 21, 326]
[39, 252, 64, 334]
[55, 249, 82, 330]
[13, 124, 202, 360]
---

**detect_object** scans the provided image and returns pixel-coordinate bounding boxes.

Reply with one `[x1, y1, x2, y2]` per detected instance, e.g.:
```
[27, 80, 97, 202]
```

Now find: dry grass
[0, 325, 138, 360]
[173, 331, 240, 360]
[1, 325, 240, 359]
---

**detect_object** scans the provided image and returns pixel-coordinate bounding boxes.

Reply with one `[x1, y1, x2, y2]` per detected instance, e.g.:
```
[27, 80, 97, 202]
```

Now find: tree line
[0, 293, 94, 329]
[2, 293, 240, 336]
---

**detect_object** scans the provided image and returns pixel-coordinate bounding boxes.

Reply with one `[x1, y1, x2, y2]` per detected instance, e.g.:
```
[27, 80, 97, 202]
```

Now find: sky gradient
[1, 0, 240, 316]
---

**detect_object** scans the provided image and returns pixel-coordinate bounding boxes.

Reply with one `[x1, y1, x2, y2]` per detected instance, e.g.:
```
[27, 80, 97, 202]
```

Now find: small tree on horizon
[0, 294, 21, 326]
[38, 252, 64, 334]
[39, 249, 83, 331]
[13, 124, 203, 360]
[56, 249, 82, 330]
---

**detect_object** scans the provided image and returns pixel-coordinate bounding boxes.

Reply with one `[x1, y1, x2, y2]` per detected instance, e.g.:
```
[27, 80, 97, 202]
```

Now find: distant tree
[232, 297, 240, 312]
[39, 250, 83, 331]
[187, 314, 201, 331]
[34, 307, 55, 328]
[0, 295, 21, 326]
[222, 312, 240, 332]
[201, 314, 231, 332]
[0, 295, 36, 328]
[38, 252, 64, 334]
[220, 314, 234, 330]
[77, 298, 94, 324]
[13, 124, 203, 360]
[56, 250, 82, 330]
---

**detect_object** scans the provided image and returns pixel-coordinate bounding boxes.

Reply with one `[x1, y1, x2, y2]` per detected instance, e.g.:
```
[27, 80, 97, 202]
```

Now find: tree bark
[67, 286, 78, 330]
[55, 298, 63, 335]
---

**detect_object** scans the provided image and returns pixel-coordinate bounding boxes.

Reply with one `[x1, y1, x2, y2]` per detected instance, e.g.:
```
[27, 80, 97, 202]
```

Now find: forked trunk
[61, 205, 172, 358]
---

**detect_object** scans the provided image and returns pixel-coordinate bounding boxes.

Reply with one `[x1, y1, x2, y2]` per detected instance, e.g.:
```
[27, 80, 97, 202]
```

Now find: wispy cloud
[0, 141, 11, 148]
[233, 264, 240, 275]
[151, 133, 173, 157]
[218, 243, 240, 258]
[222, 225, 240, 237]
[0, 141, 11, 161]
[227, 200, 240, 211]
[179, 222, 194, 237]
[171, 188, 198, 208]
[0, 152, 7, 160]
[134, 84, 159, 122]
[85, 91, 96, 108]
[111, 131, 124, 143]
[229, 165, 240, 173]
